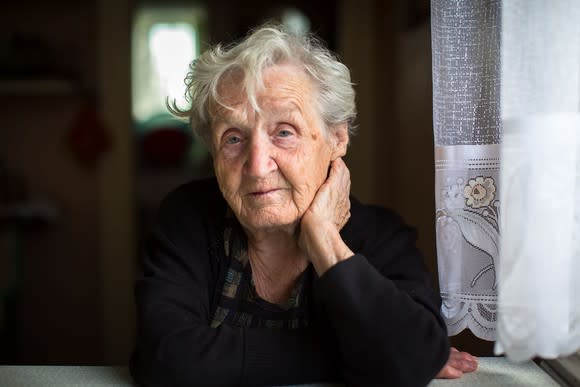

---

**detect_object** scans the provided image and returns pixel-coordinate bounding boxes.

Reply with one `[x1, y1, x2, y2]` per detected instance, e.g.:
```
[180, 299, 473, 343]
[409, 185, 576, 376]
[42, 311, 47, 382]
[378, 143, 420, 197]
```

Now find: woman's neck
[245, 227, 309, 304]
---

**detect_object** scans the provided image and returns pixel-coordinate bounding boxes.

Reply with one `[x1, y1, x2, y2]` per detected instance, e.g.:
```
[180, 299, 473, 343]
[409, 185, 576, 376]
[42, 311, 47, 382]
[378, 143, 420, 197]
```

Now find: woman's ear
[330, 123, 349, 160]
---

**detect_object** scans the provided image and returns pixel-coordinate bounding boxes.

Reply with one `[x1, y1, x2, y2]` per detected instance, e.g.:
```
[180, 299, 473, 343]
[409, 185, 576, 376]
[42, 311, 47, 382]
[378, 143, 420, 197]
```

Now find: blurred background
[0, 0, 490, 366]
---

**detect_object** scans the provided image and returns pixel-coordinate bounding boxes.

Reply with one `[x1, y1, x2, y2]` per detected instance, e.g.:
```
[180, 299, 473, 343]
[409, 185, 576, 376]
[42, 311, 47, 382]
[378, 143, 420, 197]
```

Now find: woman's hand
[298, 158, 354, 276]
[436, 347, 478, 378]
[304, 157, 352, 230]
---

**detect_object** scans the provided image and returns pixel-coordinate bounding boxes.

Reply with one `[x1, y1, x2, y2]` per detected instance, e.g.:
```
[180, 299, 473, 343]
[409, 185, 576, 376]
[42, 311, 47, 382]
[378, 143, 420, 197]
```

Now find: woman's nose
[244, 135, 276, 177]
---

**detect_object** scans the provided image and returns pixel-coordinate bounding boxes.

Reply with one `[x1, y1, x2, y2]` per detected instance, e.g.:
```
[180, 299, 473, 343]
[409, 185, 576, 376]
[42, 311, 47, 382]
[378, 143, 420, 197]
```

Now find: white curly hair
[170, 23, 357, 146]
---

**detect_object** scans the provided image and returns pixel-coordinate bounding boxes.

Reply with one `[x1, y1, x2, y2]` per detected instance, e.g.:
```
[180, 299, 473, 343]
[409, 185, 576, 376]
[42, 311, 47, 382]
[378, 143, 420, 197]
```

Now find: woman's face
[210, 64, 345, 234]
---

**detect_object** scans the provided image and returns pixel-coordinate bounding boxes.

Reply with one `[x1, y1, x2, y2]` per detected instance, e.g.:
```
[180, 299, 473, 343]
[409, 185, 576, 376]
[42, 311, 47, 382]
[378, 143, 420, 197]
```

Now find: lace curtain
[432, 0, 580, 361]
[431, 0, 501, 341]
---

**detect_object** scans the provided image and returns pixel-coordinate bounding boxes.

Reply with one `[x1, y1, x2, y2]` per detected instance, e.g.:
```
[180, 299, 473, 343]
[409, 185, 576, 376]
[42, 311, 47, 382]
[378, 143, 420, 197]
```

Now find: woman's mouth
[250, 188, 280, 196]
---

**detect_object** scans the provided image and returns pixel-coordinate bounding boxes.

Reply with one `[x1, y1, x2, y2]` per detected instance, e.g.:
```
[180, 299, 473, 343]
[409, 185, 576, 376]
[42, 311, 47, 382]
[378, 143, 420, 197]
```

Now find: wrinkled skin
[297, 157, 353, 274]
[436, 347, 479, 378]
[210, 64, 348, 238]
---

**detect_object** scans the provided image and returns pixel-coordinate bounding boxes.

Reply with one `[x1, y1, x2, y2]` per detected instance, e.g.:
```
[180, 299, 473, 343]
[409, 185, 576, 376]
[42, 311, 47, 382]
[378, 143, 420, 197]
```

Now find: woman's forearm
[316, 254, 449, 386]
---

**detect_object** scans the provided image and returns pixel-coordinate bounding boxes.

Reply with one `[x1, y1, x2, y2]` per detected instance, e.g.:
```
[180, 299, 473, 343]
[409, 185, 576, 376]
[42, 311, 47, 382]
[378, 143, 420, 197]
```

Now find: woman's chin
[240, 210, 301, 234]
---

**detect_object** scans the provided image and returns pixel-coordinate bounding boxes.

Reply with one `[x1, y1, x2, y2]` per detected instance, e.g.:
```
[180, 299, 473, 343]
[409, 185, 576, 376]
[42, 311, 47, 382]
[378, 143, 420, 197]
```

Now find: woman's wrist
[301, 221, 354, 276]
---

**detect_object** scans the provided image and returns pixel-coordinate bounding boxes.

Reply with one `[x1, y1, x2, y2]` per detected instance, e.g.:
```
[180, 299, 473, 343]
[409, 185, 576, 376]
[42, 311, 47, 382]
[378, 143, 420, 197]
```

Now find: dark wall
[0, 0, 102, 364]
[206, 0, 338, 48]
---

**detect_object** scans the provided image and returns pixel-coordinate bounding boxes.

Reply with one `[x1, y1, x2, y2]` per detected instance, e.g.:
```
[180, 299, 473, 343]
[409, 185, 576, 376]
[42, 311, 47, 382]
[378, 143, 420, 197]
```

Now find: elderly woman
[131, 25, 477, 386]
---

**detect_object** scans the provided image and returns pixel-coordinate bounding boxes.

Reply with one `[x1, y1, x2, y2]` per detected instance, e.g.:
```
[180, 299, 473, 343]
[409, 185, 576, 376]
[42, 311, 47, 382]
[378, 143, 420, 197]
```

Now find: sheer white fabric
[495, 0, 580, 361]
[431, 0, 501, 341]
[432, 0, 580, 361]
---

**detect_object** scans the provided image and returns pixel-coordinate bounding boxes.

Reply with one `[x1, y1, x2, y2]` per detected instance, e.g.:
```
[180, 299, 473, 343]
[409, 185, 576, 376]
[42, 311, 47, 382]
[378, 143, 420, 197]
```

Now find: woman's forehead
[211, 66, 317, 122]
[210, 99, 305, 128]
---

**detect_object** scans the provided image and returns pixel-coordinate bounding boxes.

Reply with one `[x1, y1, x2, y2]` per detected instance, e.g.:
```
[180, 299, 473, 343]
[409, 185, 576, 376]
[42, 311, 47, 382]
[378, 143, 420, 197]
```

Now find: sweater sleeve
[315, 205, 450, 387]
[130, 183, 338, 387]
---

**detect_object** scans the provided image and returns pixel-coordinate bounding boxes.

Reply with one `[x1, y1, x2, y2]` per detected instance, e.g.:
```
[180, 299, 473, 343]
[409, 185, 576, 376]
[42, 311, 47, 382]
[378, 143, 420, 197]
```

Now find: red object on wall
[68, 105, 112, 168]
[141, 127, 191, 166]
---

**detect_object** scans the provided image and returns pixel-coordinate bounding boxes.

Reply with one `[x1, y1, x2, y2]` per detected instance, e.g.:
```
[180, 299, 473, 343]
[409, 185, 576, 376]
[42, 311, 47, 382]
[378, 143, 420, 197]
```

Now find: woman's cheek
[219, 143, 244, 160]
[215, 159, 239, 196]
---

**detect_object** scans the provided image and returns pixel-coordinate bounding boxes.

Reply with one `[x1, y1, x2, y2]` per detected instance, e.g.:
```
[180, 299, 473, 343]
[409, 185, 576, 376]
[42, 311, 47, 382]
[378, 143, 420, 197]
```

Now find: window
[132, 6, 205, 125]
[132, 5, 207, 164]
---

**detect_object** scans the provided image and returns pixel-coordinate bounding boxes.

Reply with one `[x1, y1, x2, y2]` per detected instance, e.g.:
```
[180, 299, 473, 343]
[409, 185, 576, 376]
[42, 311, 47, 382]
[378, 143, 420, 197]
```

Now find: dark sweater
[131, 178, 449, 387]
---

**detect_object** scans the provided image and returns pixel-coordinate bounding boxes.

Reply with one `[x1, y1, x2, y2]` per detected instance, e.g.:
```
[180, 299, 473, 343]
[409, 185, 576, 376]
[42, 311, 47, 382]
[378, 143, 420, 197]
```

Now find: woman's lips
[244, 188, 286, 207]
[250, 188, 280, 196]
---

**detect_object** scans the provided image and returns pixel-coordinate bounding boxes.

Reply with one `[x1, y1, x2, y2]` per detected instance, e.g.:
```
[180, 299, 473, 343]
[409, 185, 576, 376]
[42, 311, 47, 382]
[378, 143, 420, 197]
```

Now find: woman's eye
[277, 128, 294, 137]
[225, 135, 241, 145]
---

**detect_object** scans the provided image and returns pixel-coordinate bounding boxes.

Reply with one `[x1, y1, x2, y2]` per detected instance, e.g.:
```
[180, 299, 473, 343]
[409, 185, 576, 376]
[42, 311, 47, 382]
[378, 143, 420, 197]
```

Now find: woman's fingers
[450, 348, 478, 372]
[436, 364, 463, 379]
[328, 158, 351, 229]
[297, 158, 354, 274]
[436, 347, 478, 379]
[310, 158, 351, 230]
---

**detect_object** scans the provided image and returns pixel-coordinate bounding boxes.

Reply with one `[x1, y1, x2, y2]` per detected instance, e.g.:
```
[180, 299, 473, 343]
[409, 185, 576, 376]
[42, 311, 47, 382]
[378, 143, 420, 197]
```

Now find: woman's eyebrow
[212, 110, 248, 128]
[212, 102, 303, 130]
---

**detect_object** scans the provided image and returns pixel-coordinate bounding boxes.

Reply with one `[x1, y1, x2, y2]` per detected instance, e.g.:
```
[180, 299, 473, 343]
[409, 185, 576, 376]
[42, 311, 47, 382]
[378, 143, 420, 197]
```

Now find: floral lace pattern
[435, 145, 500, 340]
[464, 177, 496, 208]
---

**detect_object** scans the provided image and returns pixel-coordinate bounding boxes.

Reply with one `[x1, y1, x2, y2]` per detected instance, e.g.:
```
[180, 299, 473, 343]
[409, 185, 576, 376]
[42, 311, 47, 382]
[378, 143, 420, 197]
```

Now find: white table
[428, 357, 558, 386]
[0, 366, 133, 386]
[0, 358, 558, 386]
